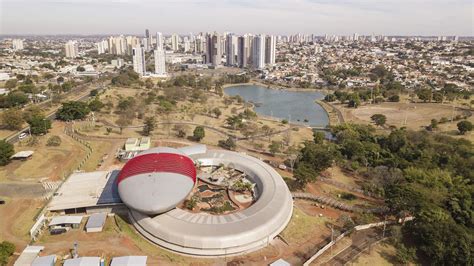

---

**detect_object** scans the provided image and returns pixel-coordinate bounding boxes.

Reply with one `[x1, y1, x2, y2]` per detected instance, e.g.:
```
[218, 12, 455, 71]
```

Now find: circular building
[123, 148, 294, 257]
[117, 147, 197, 215]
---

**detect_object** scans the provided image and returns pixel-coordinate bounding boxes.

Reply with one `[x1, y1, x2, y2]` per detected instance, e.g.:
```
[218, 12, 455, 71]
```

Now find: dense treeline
[294, 124, 473, 264]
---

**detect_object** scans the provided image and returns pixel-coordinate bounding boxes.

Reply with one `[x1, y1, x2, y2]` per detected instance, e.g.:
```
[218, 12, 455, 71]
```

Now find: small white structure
[270, 258, 291, 266]
[63, 257, 101, 266]
[49, 215, 83, 229]
[32, 255, 56, 266]
[110, 256, 147, 266]
[85, 213, 107, 233]
[14, 246, 44, 266]
[11, 150, 34, 160]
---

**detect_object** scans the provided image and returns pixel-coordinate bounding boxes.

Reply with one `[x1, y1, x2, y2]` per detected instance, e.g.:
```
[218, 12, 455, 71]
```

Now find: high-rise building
[226, 34, 238, 66]
[237, 35, 250, 68]
[205, 32, 222, 66]
[96, 40, 109, 54]
[195, 35, 205, 54]
[264, 35, 276, 66]
[156, 32, 164, 50]
[252, 34, 265, 69]
[145, 29, 150, 39]
[183, 37, 191, 53]
[142, 38, 150, 51]
[109, 35, 127, 55]
[132, 46, 146, 76]
[154, 47, 166, 76]
[171, 34, 179, 52]
[12, 39, 24, 51]
[65, 40, 79, 58]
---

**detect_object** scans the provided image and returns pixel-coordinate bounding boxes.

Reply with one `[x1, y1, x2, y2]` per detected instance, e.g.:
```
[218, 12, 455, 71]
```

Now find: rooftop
[48, 171, 114, 211]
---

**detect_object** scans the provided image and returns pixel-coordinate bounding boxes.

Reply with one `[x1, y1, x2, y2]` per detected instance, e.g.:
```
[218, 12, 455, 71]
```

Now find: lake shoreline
[224, 84, 330, 128]
[223, 81, 329, 93]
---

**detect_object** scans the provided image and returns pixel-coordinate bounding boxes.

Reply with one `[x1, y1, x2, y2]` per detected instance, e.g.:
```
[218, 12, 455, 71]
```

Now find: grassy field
[281, 208, 327, 245]
[352, 241, 397, 266]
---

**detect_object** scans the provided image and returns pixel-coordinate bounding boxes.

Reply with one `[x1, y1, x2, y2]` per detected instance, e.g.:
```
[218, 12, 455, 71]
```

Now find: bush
[46, 136, 62, 146]
[218, 137, 236, 150]
[0, 241, 15, 265]
[0, 140, 14, 166]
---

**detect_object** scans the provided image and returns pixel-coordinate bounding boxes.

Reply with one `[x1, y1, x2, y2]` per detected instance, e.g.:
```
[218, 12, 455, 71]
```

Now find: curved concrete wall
[130, 150, 294, 257]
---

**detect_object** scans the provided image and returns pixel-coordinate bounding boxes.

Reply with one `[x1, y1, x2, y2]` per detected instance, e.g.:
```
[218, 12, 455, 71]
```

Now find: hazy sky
[0, 0, 473, 35]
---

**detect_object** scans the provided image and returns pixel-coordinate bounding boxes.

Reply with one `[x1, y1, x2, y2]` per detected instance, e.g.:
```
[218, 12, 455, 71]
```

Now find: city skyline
[1, 0, 473, 36]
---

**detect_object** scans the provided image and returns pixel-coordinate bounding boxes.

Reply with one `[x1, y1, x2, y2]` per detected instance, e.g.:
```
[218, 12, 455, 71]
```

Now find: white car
[18, 132, 28, 140]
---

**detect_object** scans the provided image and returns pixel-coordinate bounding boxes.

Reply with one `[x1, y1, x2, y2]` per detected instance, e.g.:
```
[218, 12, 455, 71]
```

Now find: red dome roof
[117, 152, 196, 184]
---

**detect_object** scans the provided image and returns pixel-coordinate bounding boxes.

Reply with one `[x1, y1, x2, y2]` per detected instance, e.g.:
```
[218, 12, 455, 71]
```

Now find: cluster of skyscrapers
[94, 30, 277, 76]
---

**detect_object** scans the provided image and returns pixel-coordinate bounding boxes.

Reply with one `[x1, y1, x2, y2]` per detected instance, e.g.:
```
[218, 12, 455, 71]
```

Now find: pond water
[225, 85, 329, 127]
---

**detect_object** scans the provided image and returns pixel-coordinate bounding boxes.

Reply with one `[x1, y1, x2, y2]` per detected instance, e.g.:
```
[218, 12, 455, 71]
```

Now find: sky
[0, 0, 473, 36]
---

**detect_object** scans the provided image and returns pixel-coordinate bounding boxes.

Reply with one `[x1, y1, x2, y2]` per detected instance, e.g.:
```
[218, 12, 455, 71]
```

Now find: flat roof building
[32, 255, 56, 266]
[63, 257, 101, 266]
[85, 213, 107, 232]
[14, 246, 44, 266]
[110, 256, 147, 266]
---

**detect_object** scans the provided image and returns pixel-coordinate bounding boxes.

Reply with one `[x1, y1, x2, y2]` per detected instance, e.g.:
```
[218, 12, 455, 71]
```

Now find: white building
[171, 34, 179, 52]
[183, 37, 191, 53]
[132, 46, 146, 76]
[12, 39, 24, 51]
[154, 47, 167, 77]
[111, 58, 124, 68]
[96, 40, 108, 54]
[265, 35, 276, 66]
[156, 32, 164, 50]
[65, 40, 79, 58]
[252, 34, 265, 69]
[108, 35, 127, 55]
[226, 34, 238, 66]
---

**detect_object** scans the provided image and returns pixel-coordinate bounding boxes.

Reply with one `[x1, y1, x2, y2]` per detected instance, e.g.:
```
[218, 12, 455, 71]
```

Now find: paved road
[321, 228, 383, 266]
[4, 83, 107, 144]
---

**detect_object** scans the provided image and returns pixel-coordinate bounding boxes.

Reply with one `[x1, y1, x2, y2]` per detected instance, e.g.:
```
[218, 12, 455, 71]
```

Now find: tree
[1, 108, 24, 130]
[268, 141, 282, 156]
[416, 88, 432, 102]
[193, 126, 205, 142]
[388, 95, 400, 102]
[457, 120, 472, 135]
[371, 114, 387, 127]
[347, 93, 361, 108]
[324, 94, 336, 102]
[312, 130, 325, 144]
[88, 98, 104, 112]
[218, 137, 236, 150]
[0, 140, 14, 166]
[115, 114, 131, 134]
[294, 162, 318, 187]
[0, 241, 15, 266]
[212, 107, 222, 118]
[76, 66, 85, 72]
[27, 115, 51, 135]
[142, 117, 156, 136]
[56, 101, 90, 121]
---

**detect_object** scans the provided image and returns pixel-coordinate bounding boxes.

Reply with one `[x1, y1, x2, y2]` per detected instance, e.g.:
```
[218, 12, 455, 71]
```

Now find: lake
[225, 85, 329, 127]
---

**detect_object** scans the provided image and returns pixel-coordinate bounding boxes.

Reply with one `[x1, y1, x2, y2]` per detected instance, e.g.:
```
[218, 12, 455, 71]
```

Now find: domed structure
[117, 147, 196, 215]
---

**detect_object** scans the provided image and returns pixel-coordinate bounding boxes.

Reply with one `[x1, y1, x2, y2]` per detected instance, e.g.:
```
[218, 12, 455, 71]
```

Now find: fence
[29, 123, 94, 241]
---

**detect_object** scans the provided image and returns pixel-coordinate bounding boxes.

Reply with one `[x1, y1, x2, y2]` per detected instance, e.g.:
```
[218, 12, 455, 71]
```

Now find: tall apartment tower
[154, 47, 166, 76]
[252, 34, 266, 69]
[132, 46, 146, 76]
[183, 37, 191, 53]
[156, 32, 164, 50]
[226, 34, 238, 66]
[264, 35, 276, 65]
[65, 40, 79, 58]
[12, 39, 24, 51]
[96, 40, 109, 54]
[205, 32, 222, 67]
[171, 34, 179, 52]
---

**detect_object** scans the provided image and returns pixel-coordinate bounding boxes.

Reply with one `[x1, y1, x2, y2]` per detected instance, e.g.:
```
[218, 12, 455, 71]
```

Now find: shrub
[46, 136, 62, 146]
